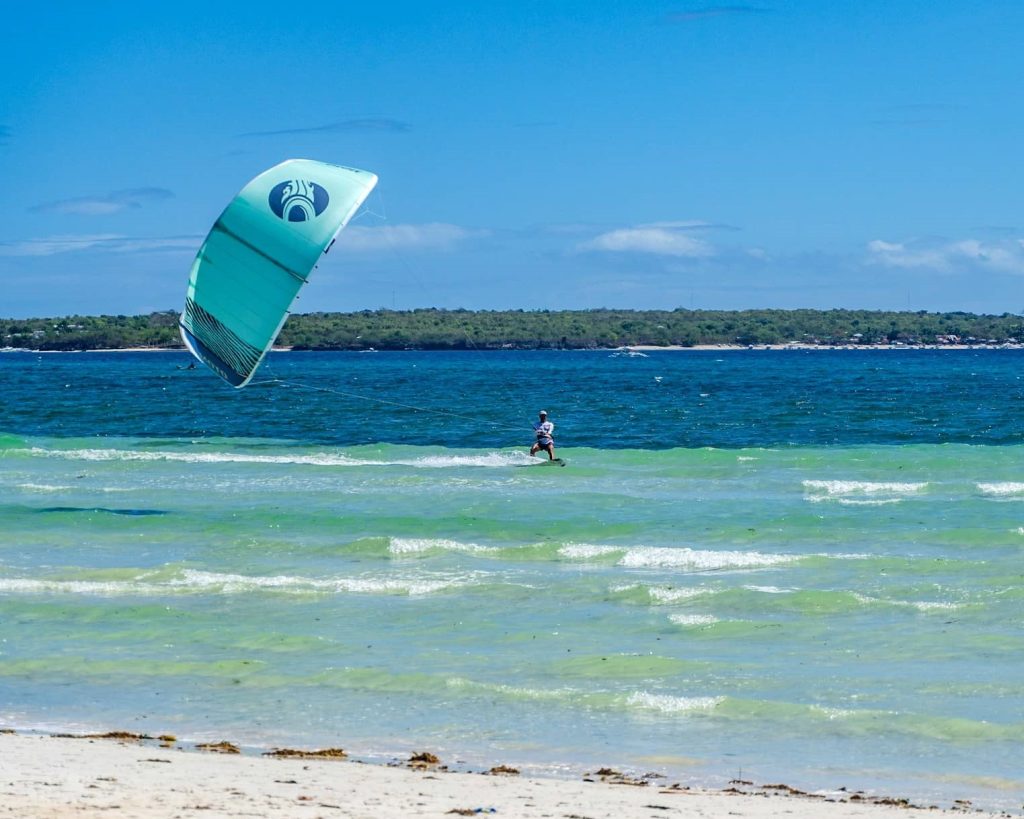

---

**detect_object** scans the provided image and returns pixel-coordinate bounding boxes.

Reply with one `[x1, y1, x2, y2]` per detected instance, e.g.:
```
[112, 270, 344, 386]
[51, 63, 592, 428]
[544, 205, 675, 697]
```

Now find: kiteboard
[516, 458, 567, 468]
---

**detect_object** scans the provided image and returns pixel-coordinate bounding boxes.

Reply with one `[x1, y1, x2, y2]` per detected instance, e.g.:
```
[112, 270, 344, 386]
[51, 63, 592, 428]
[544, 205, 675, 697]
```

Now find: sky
[2, 0, 1023, 317]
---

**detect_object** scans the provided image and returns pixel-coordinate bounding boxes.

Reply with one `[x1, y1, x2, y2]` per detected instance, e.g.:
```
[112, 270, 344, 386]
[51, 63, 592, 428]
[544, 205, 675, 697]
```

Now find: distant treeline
[4, 308, 1024, 351]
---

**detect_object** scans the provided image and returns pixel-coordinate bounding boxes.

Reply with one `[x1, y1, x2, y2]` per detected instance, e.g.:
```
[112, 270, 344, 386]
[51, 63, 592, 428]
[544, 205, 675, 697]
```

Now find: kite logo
[268, 180, 330, 222]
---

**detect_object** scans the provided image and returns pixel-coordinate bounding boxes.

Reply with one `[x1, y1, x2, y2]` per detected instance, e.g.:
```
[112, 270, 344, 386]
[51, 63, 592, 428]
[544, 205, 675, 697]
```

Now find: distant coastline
[3, 307, 1024, 352]
[8, 342, 1024, 354]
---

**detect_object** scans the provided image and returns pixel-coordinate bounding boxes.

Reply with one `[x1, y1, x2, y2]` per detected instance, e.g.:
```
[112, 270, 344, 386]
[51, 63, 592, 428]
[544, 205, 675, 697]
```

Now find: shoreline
[5, 342, 1023, 354]
[0, 730, 1009, 818]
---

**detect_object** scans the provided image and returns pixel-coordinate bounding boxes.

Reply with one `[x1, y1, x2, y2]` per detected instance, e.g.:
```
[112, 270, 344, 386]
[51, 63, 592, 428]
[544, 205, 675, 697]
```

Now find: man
[530, 410, 556, 460]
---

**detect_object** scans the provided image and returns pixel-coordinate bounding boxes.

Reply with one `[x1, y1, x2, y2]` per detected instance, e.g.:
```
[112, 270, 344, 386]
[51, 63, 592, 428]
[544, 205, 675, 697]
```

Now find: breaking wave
[0, 567, 482, 597]
[803, 480, 928, 505]
[19, 446, 533, 469]
[977, 482, 1024, 497]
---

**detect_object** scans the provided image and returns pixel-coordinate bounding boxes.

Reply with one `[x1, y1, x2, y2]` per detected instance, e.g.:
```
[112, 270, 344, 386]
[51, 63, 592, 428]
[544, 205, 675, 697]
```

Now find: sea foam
[977, 482, 1024, 497]
[558, 543, 623, 560]
[624, 691, 723, 714]
[803, 480, 928, 495]
[617, 546, 796, 571]
[803, 479, 927, 505]
[0, 568, 477, 597]
[15, 483, 73, 492]
[388, 537, 498, 556]
[22, 446, 531, 470]
[561, 543, 795, 571]
[668, 613, 719, 626]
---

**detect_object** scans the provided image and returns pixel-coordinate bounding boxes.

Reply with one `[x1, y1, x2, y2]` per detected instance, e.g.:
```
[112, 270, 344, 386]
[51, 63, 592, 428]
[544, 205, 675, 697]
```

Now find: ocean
[1, 349, 1022, 811]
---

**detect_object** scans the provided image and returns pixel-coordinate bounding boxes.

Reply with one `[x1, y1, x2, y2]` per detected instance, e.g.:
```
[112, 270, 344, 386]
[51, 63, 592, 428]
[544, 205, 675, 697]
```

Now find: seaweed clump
[264, 748, 347, 759]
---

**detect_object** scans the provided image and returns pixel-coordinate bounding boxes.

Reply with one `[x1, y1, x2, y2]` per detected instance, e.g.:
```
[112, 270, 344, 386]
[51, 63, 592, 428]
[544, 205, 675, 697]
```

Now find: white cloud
[32, 188, 174, 216]
[338, 223, 487, 252]
[0, 234, 199, 257]
[866, 239, 947, 269]
[867, 237, 1024, 274]
[578, 224, 716, 257]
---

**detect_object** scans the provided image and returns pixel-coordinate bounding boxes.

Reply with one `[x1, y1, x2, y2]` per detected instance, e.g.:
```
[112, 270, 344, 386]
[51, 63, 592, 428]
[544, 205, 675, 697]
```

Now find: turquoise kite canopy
[180, 159, 378, 387]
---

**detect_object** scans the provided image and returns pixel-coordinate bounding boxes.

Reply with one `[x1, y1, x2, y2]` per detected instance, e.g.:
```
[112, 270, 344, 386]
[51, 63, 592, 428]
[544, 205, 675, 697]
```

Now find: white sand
[0, 733, 1002, 818]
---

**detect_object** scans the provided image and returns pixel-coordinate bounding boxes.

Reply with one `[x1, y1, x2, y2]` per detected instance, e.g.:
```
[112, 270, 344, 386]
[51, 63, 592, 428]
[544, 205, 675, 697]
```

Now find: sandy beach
[0, 732, 1006, 819]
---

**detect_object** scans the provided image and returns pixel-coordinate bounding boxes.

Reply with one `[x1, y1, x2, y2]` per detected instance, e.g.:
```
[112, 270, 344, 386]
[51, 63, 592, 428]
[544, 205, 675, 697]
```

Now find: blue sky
[2, 1, 1023, 317]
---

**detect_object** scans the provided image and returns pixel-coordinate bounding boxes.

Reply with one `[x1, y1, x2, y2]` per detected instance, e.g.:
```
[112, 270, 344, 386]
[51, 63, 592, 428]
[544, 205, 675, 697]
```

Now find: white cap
[539, 410, 548, 415]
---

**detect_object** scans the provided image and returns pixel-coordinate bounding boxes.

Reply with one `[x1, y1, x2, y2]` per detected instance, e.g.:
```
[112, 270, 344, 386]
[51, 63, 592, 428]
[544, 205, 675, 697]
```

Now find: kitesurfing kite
[179, 159, 377, 387]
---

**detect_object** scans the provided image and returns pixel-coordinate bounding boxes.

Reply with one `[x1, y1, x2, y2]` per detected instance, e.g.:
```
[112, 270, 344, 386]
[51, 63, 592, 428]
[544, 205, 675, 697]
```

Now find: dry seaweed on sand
[408, 751, 441, 768]
[195, 741, 240, 754]
[763, 783, 820, 797]
[263, 747, 347, 759]
[485, 764, 520, 776]
[588, 767, 648, 787]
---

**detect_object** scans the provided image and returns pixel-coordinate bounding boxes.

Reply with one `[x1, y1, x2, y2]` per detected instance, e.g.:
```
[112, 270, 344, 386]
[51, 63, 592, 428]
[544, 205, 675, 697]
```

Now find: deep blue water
[2, 349, 1024, 448]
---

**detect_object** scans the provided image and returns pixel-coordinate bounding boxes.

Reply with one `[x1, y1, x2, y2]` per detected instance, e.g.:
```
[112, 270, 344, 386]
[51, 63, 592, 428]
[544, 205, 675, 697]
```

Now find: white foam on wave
[668, 613, 718, 626]
[388, 537, 498, 556]
[978, 482, 1024, 497]
[174, 569, 473, 596]
[567, 544, 795, 571]
[609, 583, 713, 603]
[618, 546, 796, 571]
[743, 584, 793, 594]
[15, 482, 134, 494]
[0, 568, 477, 597]
[23, 446, 530, 470]
[649, 586, 709, 603]
[396, 452, 533, 468]
[830, 498, 904, 506]
[907, 600, 961, 611]
[25, 446, 364, 467]
[445, 677, 572, 701]
[0, 578, 159, 595]
[803, 480, 928, 496]
[809, 705, 858, 720]
[559, 543, 624, 560]
[624, 691, 723, 714]
[852, 592, 962, 612]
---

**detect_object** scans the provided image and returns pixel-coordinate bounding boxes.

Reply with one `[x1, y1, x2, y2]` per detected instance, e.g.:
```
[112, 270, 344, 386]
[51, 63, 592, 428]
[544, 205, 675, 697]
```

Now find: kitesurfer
[530, 410, 556, 460]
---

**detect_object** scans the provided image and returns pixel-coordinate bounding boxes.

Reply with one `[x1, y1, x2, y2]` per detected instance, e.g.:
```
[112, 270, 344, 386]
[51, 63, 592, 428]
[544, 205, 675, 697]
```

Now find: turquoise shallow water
[1, 350, 1023, 810]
